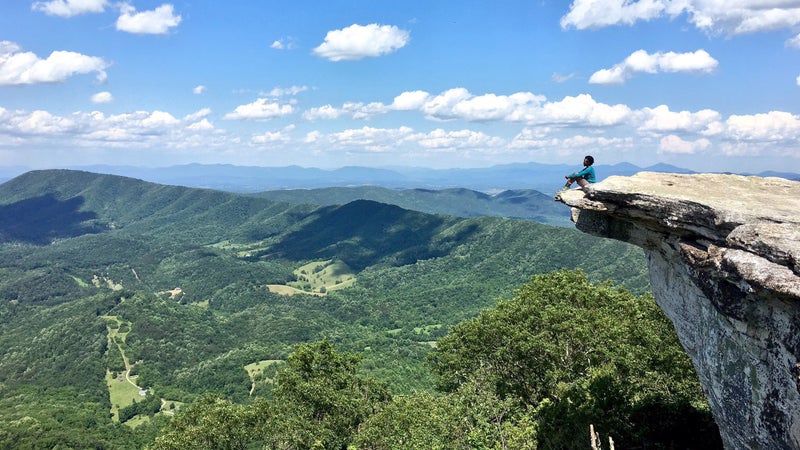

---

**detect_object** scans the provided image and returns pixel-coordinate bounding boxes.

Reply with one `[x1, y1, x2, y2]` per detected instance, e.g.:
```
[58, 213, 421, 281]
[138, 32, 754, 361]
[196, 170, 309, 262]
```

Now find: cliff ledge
[558, 172, 800, 449]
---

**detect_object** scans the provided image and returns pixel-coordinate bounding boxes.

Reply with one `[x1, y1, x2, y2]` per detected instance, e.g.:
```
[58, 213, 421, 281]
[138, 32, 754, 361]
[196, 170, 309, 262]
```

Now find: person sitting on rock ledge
[555, 155, 596, 199]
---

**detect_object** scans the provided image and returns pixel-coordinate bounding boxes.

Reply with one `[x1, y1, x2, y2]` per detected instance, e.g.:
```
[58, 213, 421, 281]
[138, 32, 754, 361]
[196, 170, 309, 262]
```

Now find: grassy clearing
[103, 315, 141, 421]
[209, 239, 271, 258]
[287, 259, 356, 294]
[70, 275, 89, 287]
[245, 359, 284, 396]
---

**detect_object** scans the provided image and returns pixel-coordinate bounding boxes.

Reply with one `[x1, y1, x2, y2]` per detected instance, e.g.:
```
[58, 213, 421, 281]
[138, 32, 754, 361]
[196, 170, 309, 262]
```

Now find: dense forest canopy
[0, 170, 719, 448]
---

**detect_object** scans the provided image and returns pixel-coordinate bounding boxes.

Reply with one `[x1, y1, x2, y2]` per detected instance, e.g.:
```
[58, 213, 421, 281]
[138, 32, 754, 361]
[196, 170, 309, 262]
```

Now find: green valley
[0, 170, 719, 448]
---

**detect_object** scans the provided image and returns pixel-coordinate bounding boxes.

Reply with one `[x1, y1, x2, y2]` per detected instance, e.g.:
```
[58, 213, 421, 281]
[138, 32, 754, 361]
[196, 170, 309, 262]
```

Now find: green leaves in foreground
[150, 270, 722, 449]
[430, 269, 722, 449]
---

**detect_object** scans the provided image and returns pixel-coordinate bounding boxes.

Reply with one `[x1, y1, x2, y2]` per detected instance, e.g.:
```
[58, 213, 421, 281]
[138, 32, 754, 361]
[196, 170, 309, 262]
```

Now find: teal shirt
[569, 166, 596, 183]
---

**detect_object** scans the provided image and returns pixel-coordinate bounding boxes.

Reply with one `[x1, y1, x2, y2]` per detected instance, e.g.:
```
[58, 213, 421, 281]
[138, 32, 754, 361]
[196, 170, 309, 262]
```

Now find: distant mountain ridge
[5, 161, 794, 194]
[254, 186, 572, 227]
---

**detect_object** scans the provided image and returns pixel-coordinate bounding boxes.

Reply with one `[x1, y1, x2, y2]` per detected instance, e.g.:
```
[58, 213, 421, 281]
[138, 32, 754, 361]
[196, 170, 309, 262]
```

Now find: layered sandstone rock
[557, 172, 800, 449]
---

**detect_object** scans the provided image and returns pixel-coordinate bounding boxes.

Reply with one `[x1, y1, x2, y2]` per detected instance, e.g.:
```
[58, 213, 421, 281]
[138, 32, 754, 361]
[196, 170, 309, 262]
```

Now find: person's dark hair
[584, 155, 594, 165]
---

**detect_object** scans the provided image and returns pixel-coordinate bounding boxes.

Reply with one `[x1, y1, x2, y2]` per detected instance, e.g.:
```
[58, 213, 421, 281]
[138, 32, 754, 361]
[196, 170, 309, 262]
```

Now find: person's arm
[568, 166, 592, 179]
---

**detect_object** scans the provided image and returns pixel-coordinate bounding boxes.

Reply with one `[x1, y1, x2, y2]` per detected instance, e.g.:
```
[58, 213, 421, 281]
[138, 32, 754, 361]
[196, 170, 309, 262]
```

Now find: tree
[148, 395, 263, 450]
[265, 340, 391, 449]
[429, 269, 721, 449]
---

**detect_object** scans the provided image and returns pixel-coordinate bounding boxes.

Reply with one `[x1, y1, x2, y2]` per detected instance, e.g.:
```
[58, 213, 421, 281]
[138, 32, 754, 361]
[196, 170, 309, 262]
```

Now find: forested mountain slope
[254, 185, 571, 226]
[0, 169, 650, 447]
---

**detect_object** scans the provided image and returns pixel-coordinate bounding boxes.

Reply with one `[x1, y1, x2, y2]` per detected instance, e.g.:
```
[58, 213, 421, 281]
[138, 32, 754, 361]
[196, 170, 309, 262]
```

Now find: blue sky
[2, 0, 800, 173]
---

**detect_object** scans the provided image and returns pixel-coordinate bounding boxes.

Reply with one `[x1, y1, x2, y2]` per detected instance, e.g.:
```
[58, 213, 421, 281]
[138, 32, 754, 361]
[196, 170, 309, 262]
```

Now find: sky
[2, 0, 800, 173]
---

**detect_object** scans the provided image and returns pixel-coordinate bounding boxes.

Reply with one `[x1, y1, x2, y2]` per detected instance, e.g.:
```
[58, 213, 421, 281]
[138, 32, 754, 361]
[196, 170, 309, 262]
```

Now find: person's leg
[576, 178, 589, 188]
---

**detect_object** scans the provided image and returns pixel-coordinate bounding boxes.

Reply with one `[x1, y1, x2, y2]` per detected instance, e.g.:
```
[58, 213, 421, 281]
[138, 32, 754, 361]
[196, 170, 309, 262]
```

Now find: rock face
[557, 172, 800, 449]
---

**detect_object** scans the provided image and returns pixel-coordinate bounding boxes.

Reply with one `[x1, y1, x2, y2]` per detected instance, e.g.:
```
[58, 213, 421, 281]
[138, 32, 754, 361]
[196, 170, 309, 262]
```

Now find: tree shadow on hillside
[0, 194, 107, 245]
[268, 200, 478, 271]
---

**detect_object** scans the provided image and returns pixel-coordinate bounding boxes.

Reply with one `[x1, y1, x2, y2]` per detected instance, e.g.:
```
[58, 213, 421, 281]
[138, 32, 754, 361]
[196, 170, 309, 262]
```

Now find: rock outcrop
[557, 172, 800, 449]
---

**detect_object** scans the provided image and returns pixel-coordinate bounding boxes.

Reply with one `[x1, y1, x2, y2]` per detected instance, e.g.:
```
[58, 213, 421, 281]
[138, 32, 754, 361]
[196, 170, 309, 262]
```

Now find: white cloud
[269, 85, 309, 97]
[510, 129, 633, 151]
[330, 126, 415, 151]
[251, 125, 295, 144]
[726, 111, 800, 141]
[788, 33, 800, 48]
[413, 88, 550, 123]
[659, 134, 711, 154]
[187, 118, 214, 131]
[303, 102, 389, 121]
[91, 91, 113, 103]
[184, 108, 212, 122]
[552, 72, 577, 83]
[303, 105, 345, 121]
[590, 49, 718, 84]
[270, 37, 297, 50]
[116, 3, 181, 35]
[0, 41, 109, 86]
[562, 0, 800, 35]
[304, 130, 322, 143]
[391, 90, 430, 110]
[412, 128, 505, 149]
[797, 74, 800, 87]
[32, 0, 107, 17]
[637, 105, 722, 135]
[561, 0, 665, 29]
[313, 23, 410, 61]
[224, 98, 294, 120]
[538, 94, 631, 126]
[420, 88, 473, 120]
[193, 85, 206, 95]
[0, 107, 224, 152]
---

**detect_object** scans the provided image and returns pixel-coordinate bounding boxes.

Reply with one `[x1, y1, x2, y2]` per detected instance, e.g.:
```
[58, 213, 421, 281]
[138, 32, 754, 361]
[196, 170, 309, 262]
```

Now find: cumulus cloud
[193, 85, 206, 95]
[313, 23, 410, 61]
[116, 3, 181, 35]
[391, 90, 430, 110]
[637, 105, 722, 135]
[0, 41, 109, 86]
[251, 125, 295, 144]
[659, 134, 711, 154]
[330, 126, 415, 152]
[726, 111, 800, 141]
[304, 88, 631, 128]
[303, 102, 388, 121]
[224, 98, 294, 120]
[788, 33, 800, 48]
[562, 0, 800, 35]
[91, 91, 113, 103]
[561, 0, 665, 29]
[538, 94, 631, 126]
[413, 128, 505, 149]
[590, 49, 718, 84]
[32, 0, 108, 17]
[510, 129, 633, 151]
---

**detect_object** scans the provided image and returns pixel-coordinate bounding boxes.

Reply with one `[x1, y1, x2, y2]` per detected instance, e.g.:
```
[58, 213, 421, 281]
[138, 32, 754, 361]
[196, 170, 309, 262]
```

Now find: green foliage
[255, 185, 572, 227]
[430, 269, 721, 449]
[118, 391, 161, 422]
[0, 171, 679, 448]
[148, 395, 264, 450]
[265, 340, 391, 449]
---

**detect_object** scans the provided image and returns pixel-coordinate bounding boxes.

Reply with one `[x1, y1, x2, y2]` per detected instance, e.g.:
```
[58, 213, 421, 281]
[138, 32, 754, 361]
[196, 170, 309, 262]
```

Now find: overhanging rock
[557, 172, 800, 449]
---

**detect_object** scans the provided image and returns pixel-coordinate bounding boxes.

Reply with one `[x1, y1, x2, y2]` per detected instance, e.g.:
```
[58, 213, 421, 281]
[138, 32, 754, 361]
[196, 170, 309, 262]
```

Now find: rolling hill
[0, 169, 650, 447]
[253, 185, 572, 227]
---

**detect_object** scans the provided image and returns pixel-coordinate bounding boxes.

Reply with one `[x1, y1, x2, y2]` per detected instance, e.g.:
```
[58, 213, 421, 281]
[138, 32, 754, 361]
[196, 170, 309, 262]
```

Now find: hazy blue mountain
[1, 162, 795, 194]
[254, 186, 572, 227]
